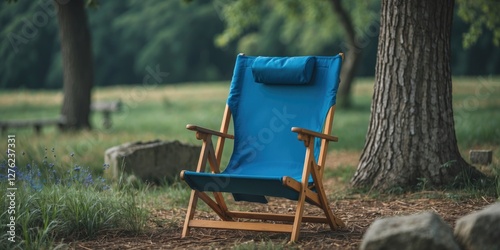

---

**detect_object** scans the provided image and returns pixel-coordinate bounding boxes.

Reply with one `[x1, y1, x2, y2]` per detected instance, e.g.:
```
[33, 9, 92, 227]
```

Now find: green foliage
[1, 1, 500, 89]
[215, 0, 379, 55]
[111, 0, 234, 83]
[215, 0, 263, 48]
[0, 0, 59, 88]
[0, 0, 236, 88]
[457, 0, 500, 48]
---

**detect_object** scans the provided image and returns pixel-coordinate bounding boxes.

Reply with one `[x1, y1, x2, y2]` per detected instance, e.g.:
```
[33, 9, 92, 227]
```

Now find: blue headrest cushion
[251, 56, 316, 85]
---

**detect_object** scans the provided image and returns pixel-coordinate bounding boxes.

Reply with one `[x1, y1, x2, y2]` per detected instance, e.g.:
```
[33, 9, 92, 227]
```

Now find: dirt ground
[69, 196, 494, 250]
[69, 152, 496, 249]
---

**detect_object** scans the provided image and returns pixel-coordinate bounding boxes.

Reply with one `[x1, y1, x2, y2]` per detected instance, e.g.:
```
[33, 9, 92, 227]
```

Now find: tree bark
[330, 0, 362, 109]
[352, 0, 482, 191]
[55, 0, 93, 130]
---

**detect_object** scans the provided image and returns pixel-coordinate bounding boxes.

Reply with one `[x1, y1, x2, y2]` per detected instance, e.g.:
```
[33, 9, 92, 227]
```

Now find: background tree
[56, 0, 94, 130]
[2, 0, 94, 130]
[330, 0, 369, 108]
[351, 0, 486, 191]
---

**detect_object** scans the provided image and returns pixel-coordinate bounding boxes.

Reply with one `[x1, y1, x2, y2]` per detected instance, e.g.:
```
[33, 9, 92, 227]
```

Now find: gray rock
[454, 202, 500, 250]
[469, 150, 493, 165]
[104, 140, 200, 184]
[360, 212, 460, 250]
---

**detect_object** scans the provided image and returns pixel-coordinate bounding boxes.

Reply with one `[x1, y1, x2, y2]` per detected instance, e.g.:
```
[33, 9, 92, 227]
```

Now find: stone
[454, 202, 500, 250]
[360, 212, 460, 250]
[469, 150, 493, 165]
[104, 140, 201, 184]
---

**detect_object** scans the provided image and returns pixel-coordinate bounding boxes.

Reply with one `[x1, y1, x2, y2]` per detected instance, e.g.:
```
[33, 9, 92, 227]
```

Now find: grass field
[1, 77, 499, 174]
[0, 76, 499, 249]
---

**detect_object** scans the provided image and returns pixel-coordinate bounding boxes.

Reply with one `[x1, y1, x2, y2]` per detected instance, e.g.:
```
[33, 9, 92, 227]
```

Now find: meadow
[0, 76, 499, 249]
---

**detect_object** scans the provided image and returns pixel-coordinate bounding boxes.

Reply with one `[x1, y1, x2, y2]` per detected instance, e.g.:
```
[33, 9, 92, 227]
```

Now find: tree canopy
[0, 0, 499, 89]
[215, 0, 378, 56]
[457, 0, 500, 48]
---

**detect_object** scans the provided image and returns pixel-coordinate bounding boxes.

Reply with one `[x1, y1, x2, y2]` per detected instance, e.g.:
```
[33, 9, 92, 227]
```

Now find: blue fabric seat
[180, 53, 345, 242]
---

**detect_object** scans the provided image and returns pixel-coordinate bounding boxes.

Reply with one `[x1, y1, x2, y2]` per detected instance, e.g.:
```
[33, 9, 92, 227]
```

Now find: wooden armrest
[291, 127, 338, 142]
[186, 124, 234, 139]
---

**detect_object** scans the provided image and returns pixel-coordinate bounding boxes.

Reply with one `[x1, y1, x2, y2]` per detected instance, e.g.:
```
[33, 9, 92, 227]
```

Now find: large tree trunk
[56, 0, 93, 130]
[330, 0, 362, 109]
[352, 0, 482, 191]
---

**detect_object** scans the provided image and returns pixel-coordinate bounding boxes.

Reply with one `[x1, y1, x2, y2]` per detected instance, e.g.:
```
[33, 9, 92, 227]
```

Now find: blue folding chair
[180, 53, 345, 242]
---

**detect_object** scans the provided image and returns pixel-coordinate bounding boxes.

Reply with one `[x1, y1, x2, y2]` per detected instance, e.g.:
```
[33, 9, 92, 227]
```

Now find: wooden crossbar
[227, 211, 329, 223]
[282, 177, 322, 207]
[189, 220, 293, 233]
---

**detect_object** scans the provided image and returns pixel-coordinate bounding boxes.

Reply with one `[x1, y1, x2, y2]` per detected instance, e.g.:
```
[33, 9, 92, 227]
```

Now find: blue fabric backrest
[225, 54, 342, 181]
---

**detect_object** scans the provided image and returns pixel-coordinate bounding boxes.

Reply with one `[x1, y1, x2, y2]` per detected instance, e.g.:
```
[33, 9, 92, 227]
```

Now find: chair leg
[182, 190, 199, 238]
[291, 146, 315, 242]
[319, 191, 345, 230]
[310, 160, 346, 230]
[290, 186, 308, 242]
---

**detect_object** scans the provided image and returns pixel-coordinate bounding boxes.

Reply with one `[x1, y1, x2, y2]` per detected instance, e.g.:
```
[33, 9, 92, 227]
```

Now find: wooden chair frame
[180, 103, 345, 242]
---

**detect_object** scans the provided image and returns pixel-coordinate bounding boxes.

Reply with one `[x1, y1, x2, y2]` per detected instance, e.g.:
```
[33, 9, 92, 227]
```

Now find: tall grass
[0, 156, 149, 250]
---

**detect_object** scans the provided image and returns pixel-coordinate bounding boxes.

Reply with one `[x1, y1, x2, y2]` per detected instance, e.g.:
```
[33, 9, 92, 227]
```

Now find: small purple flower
[84, 173, 94, 186]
